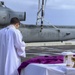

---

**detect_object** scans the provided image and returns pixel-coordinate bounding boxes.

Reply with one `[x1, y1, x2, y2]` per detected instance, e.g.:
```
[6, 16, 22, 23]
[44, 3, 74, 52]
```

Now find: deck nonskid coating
[22, 45, 75, 61]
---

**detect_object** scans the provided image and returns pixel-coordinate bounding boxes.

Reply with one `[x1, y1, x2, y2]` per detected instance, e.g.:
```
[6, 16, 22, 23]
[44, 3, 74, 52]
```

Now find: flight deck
[22, 42, 75, 61]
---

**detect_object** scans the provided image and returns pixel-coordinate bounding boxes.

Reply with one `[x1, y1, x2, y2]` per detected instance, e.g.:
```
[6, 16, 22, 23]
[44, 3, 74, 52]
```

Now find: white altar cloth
[21, 63, 75, 75]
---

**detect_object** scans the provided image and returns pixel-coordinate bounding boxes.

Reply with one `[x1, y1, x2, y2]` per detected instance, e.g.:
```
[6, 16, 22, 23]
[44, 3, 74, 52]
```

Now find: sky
[1, 0, 75, 25]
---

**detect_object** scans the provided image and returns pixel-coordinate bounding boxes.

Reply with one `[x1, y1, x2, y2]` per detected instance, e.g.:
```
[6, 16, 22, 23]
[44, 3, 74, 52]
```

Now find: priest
[0, 17, 26, 75]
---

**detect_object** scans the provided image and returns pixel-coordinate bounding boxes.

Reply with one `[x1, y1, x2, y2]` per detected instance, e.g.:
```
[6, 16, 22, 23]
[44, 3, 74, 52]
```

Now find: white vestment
[0, 25, 26, 75]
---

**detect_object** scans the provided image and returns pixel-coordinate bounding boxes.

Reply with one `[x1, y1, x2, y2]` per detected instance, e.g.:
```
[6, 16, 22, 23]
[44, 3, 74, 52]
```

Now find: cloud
[3, 0, 38, 6]
[3, 0, 75, 10]
[60, 5, 75, 9]
[47, 4, 75, 9]
[2, 0, 38, 11]
[46, 0, 75, 9]
[2, 0, 75, 10]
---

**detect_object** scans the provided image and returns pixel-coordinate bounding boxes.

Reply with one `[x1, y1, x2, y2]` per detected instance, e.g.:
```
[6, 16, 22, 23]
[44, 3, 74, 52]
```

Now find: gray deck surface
[22, 45, 75, 61]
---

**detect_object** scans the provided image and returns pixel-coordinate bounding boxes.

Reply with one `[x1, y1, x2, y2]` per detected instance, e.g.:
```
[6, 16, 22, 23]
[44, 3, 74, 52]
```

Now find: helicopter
[0, 1, 75, 43]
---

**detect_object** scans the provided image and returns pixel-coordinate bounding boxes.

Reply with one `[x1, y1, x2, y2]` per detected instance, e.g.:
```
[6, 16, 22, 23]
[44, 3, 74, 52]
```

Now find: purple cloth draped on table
[18, 55, 63, 75]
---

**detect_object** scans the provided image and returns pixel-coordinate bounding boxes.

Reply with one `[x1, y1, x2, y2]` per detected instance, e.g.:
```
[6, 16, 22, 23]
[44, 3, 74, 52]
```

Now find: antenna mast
[36, 0, 59, 32]
[36, 0, 45, 32]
